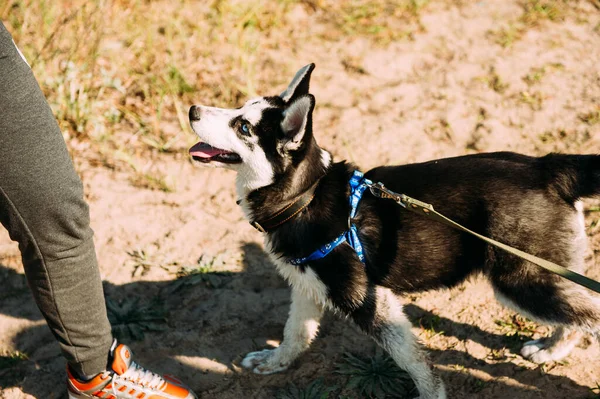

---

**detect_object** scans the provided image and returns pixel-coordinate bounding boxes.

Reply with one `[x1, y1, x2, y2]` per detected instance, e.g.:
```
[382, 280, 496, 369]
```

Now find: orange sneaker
[67, 341, 196, 399]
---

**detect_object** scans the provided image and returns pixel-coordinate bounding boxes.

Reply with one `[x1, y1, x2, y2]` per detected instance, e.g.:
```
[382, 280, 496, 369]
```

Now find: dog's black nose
[189, 105, 202, 121]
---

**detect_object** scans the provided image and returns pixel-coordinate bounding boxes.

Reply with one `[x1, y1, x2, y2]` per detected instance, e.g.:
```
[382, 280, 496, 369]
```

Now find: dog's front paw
[241, 349, 291, 374]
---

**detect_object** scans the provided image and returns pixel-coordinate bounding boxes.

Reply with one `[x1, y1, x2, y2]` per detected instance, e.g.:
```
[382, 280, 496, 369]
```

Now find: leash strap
[368, 182, 600, 294]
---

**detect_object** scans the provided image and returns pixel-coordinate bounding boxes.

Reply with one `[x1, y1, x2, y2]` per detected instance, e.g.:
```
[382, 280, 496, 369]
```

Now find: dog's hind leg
[490, 201, 600, 363]
[351, 286, 446, 399]
[493, 279, 600, 363]
[241, 288, 323, 374]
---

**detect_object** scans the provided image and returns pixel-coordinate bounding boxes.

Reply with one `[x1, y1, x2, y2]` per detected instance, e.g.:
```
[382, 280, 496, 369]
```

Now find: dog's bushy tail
[542, 153, 600, 203]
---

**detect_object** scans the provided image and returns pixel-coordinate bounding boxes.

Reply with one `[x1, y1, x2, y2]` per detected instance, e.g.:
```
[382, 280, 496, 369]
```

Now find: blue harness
[289, 170, 372, 266]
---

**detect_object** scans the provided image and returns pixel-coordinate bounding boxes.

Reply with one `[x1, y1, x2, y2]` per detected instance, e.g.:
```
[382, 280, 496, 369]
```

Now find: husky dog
[188, 64, 600, 398]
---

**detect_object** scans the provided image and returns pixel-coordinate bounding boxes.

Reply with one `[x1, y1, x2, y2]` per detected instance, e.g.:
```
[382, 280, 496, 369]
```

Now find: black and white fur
[188, 64, 600, 399]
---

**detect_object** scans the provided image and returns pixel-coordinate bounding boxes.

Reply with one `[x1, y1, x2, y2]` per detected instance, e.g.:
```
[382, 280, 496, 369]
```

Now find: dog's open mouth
[189, 142, 242, 164]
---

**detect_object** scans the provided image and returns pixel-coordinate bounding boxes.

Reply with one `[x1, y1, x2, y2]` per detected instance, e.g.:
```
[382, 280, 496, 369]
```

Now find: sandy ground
[2, 0, 600, 398]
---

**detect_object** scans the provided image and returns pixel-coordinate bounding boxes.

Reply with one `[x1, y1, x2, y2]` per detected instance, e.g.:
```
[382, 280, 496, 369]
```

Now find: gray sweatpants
[0, 22, 112, 376]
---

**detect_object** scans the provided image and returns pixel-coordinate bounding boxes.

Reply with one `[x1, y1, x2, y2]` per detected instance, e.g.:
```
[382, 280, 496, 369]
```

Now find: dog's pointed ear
[279, 63, 315, 104]
[281, 94, 315, 152]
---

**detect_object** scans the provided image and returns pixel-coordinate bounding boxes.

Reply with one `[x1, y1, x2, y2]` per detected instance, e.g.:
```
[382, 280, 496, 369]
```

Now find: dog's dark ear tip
[280, 64, 317, 103]
[303, 63, 316, 75]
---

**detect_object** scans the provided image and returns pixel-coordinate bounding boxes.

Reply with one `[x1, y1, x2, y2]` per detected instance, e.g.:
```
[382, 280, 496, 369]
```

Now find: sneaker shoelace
[108, 361, 166, 395]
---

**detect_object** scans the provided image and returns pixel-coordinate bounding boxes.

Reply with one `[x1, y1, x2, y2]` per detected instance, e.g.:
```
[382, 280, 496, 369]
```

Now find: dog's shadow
[402, 304, 598, 398]
[0, 243, 597, 398]
[236, 243, 598, 398]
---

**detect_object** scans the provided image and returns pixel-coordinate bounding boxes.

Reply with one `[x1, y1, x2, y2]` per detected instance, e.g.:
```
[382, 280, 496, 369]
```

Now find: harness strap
[290, 171, 369, 265]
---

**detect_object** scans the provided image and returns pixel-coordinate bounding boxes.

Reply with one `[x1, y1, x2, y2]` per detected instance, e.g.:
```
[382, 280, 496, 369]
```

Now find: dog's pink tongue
[189, 142, 222, 158]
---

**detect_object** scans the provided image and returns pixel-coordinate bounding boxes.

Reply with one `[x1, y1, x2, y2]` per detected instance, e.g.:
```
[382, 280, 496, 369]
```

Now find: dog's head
[189, 64, 330, 196]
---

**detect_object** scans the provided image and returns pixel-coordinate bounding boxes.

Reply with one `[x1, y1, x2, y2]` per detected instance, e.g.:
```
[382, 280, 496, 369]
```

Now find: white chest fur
[264, 238, 330, 306]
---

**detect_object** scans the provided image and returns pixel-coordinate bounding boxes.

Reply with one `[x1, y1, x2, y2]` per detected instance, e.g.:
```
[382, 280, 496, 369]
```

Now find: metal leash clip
[367, 182, 437, 215]
[366, 182, 407, 208]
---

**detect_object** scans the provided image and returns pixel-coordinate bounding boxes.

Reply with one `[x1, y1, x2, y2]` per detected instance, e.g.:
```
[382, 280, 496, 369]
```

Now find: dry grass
[3, 0, 448, 190]
[316, 0, 431, 43]
[522, 62, 564, 85]
[5, 0, 302, 179]
[4, 0, 595, 193]
[476, 67, 509, 94]
[7, 0, 579, 187]
[579, 106, 600, 125]
[488, 0, 575, 47]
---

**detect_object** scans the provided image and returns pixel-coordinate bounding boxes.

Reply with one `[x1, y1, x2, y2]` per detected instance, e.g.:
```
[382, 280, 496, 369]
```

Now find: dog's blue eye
[241, 123, 250, 134]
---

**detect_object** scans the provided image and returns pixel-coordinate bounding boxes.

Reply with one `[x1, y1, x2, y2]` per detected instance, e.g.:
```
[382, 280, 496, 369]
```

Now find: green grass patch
[519, 90, 544, 110]
[335, 352, 416, 399]
[477, 67, 509, 93]
[129, 171, 174, 192]
[495, 314, 542, 350]
[489, 23, 526, 48]
[579, 106, 600, 125]
[275, 378, 338, 399]
[419, 313, 445, 338]
[0, 351, 28, 371]
[0, 351, 28, 388]
[170, 254, 234, 290]
[590, 381, 600, 397]
[317, 0, 429, 44]
[521, 0, 567, 27]
[522, 63, 564, 85]
[488, 0, 569, 48]
[106, 297, 168, 341]
[495, 314, 540, 335]
[126, 248, 179, 277]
